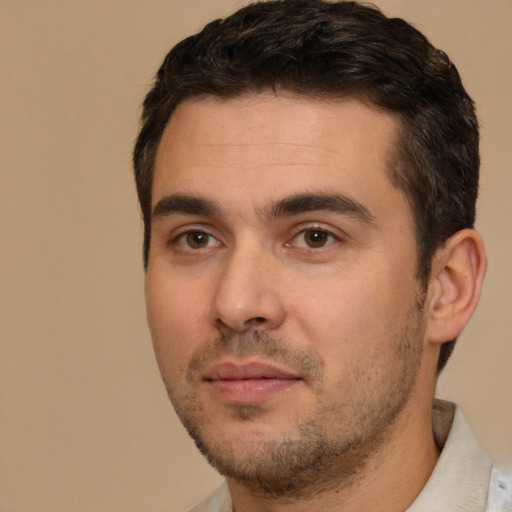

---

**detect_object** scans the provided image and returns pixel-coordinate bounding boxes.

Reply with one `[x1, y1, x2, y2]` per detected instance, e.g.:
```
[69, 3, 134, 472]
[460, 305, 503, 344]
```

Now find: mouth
[203, 361, 302, 405]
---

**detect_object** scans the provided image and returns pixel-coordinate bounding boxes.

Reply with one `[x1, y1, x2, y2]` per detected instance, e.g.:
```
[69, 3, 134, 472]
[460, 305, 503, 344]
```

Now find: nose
[209, 247, 286, 334]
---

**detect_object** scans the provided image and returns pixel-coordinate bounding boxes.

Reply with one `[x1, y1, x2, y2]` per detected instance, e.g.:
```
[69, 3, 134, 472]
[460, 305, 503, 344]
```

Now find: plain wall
[1, 1, 510, 510]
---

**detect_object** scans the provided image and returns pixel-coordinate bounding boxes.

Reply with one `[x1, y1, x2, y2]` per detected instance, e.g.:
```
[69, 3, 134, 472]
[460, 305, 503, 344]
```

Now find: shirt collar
[407, 399, 492, 512]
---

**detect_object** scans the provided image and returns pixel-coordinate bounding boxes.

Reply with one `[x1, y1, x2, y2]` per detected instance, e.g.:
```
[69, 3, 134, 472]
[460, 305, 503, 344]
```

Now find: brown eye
[186, 232, 209, 248]
[290, 229, 338, 249]
[303, 230, 329, 248]
[177, 231, 220, 250]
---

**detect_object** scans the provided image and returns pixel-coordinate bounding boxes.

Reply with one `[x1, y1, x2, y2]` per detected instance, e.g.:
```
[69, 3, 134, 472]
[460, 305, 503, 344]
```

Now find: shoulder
[486, 467, 512, 512]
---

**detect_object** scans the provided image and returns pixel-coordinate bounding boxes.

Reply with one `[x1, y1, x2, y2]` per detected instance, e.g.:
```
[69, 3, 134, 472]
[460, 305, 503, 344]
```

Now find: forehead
[152, 92, 404, 216]
[158, 92, 398, 153]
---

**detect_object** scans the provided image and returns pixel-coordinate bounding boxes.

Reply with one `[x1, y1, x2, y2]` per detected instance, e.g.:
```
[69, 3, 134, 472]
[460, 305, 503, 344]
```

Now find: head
[134, 0, 480, 374]
[135, 1, 487, 495]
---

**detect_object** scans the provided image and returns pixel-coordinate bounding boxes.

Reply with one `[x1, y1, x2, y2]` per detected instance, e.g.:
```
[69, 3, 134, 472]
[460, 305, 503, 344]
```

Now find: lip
[203, 361, 302, 405]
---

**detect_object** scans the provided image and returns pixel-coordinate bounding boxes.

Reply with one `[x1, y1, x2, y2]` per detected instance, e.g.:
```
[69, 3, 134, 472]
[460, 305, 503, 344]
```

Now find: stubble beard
[163, 302, 425, 500]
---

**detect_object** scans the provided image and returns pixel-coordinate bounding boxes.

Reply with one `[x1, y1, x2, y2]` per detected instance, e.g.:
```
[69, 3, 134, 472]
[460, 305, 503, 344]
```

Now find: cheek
[145, 271, 210, 377]
[289, 266, 416, 356]
[291, 275, 384, 331]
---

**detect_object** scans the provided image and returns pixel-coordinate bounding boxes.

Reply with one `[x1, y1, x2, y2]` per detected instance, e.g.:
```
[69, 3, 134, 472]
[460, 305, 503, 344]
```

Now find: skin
[145, 93, 484, 511]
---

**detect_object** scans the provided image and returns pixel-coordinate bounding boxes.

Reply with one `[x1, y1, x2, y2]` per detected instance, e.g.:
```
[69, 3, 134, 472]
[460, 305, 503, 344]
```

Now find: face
[146, 93, 428, 495]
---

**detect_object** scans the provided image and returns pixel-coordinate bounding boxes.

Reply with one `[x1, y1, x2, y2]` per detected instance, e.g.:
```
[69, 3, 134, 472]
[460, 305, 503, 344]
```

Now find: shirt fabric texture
[186, 400, 512, 512]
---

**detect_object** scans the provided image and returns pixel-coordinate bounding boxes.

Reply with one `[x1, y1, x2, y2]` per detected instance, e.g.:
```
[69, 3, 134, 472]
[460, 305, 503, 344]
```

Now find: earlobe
[425, 229, 487, 344]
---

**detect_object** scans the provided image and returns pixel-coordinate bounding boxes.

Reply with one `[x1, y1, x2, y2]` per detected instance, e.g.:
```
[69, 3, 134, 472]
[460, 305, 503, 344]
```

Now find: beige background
[1, 1, 510, 510]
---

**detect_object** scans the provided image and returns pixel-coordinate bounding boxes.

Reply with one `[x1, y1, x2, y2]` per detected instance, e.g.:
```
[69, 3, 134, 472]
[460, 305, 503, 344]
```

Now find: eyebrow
[152, 191, 375, 225]
[265, 193, 375, 225]
[152, 194, 221, 219]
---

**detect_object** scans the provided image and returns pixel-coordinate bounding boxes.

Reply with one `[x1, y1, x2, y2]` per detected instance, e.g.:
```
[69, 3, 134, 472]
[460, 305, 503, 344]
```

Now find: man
[133, 1, 511, 510]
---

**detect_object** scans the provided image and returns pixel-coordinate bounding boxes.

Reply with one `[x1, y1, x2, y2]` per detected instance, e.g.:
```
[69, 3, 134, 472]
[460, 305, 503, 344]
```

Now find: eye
[290, 229, 339, 249]
[175, 231, 221, 250]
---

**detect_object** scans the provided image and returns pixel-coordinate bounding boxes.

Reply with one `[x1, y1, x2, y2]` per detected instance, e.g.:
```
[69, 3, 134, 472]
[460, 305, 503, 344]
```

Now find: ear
[425, 229, 487, 344]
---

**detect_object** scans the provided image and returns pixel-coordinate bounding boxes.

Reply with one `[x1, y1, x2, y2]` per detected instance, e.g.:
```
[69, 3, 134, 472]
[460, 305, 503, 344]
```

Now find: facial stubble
[162, 303, 425, 500]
